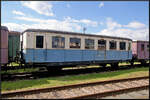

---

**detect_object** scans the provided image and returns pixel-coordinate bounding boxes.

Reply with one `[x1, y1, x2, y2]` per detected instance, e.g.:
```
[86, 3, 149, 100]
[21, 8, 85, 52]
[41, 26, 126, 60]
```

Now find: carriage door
[141, 44, 145, 59]
[128, 42, 131, 59]
[97, 40, 106, 60]
[35, 35, 45, 62]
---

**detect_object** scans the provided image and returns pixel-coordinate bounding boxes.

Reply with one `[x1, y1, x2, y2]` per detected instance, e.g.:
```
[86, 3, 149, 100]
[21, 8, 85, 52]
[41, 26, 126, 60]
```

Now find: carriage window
[120, 42, 126, 50]
[70, 38, 81, 48]
[85, 39, 94, 49]
[36, 36, 43, 48]
[128, 43, 131, 51]
[141, 44, 144, 51]
[98, 40, 106, 50]
[52, 36, 65, 48]
[147, 44, 149, 51]
[109, 41, 116, 50]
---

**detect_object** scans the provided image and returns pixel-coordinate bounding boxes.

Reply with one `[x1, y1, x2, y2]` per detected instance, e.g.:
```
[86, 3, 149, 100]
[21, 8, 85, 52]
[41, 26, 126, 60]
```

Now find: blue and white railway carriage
[21, 29, 132, 68]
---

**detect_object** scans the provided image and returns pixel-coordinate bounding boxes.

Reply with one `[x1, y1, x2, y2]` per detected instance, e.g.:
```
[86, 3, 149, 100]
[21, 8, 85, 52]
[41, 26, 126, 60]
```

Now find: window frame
[69, 37, 81, 49]
[120, 42, 126, 50]
[109, 41, 117, 50]
[141, 44, 144, 51]
[128, 42, 131, 51]
[85, 39, 95, 49]
[36, 35, 44, 49]
[98, 39, 106, 50]
[52, 36, 65, 49]
[147, 44, 149, 51]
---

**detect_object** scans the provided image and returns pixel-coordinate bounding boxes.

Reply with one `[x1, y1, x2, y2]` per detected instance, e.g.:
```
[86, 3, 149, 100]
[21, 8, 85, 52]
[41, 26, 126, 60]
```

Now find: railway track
[1, 63, 149, 81]
[1, 76, 149, 99]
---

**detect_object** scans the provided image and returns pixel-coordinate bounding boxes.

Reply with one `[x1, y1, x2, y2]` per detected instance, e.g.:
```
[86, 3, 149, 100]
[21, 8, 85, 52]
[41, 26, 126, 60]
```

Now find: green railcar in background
[8, 31, 20, 62]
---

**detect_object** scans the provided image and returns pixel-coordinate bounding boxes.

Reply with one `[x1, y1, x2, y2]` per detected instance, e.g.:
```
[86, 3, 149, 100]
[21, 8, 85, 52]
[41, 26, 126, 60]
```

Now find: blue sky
[1, 1, 149, 41]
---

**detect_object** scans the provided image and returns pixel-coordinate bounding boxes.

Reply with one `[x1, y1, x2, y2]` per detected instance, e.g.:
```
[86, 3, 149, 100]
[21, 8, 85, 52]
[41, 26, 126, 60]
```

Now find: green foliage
[1, 68, 39, 74]
[1, 67, 149, 92]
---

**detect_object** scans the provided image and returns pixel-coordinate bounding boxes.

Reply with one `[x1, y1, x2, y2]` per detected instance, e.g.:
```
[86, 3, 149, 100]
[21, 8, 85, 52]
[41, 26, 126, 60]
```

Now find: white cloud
[12, 10, 25, 16]
[2, 22, 73, 32]
[66, 4, 70, 8]
[124, 21, 146, 29]
[106, 17, 122, 30]
[3, 15, 148, 41]
[15, 16, 99, 29]
[4, 16, 100, 33]
[80, 19, 98, 27]
[2, 23, 29, 32]
[15, 16, 58, 23]
[96, 28, 149, 41]
[99, 2, 104, 8]
[95, 18, 149, 41]
[64, 16, 98, 27]
[4, 16, 84, 32]
[99, 22, 104, 25]
[21, 1, 54, 16]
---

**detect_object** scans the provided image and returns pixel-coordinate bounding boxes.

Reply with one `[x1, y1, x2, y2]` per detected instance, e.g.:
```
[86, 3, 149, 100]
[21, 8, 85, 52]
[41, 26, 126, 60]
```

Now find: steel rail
[1, 76, 149, 98]
[66, 85, 149, 99]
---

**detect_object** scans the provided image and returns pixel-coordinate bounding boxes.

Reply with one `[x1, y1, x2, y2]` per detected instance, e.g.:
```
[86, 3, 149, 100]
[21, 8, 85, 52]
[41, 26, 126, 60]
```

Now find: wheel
[130, 61, 134, 66]
[111, 63, 118, 69]
[141, 60, 146, 66]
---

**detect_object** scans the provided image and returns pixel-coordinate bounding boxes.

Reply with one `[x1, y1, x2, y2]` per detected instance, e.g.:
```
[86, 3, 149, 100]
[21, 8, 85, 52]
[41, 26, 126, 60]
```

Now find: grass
[1, 67, 149, 93]
[1, 68, 40, 74]
[7, 62, 20, 66]
[63, 62, 141, 70]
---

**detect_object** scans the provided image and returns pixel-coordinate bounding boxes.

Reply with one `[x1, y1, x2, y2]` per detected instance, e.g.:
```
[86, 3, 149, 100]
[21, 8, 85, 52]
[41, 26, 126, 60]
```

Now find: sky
[1, 1, 149, 41]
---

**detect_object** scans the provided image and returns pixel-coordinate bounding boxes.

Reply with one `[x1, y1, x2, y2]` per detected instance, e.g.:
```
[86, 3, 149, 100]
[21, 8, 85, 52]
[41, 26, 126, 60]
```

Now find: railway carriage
[20, 29, 132, 70]
[132, 41, 149, 64]
[8, 31, 20, 62]
[0, 26, 9, 66]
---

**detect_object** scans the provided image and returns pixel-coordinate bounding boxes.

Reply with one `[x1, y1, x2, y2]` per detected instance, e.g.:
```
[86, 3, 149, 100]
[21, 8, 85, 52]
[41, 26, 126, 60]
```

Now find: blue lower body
[23, 49, 132, 63]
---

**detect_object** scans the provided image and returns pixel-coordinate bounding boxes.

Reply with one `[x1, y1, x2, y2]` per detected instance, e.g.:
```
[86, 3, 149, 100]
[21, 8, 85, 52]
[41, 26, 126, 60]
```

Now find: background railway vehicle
[20, 29, 132, 71]
[8, 31, 20, 63]
[131, 41, 149, 65]
[0, 26, 9, 66]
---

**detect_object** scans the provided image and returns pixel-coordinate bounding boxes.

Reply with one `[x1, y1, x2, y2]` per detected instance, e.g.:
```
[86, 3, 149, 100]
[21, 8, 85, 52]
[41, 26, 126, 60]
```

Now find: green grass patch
[1, 68, 39, 74]
[7, 62, 20, 66]
[1, 67, 149, 93]
[63, 61, 141, 70]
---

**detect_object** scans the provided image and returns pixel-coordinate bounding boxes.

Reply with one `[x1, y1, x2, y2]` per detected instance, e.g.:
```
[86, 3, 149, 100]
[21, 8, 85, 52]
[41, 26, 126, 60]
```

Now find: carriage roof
[132, 40, 149, 43]
[9, 31, 21, 35]
[22, 29, 132, 41]
[1, 26, 9, 31]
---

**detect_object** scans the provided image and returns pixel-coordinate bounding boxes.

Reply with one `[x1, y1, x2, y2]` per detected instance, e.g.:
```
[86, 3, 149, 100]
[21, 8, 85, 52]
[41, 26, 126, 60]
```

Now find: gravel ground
[101, 89, 149, 99]
[4, 78, 149, 99]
